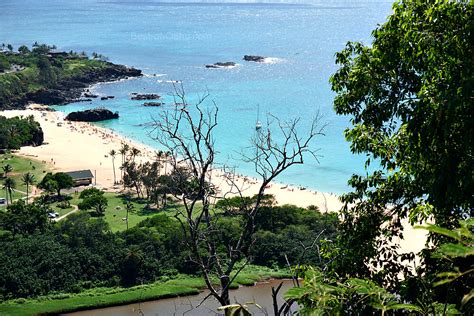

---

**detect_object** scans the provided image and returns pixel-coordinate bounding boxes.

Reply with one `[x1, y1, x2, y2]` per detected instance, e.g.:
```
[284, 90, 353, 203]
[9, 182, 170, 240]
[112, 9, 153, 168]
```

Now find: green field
[0, 154, 50, 205]
[0, 266, 290, 316]
[71, 192, 180, 231]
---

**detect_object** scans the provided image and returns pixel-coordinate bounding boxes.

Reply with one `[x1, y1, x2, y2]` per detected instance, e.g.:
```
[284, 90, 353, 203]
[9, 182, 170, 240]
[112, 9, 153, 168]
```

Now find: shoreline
[1, 105, 343, 212]
[0, 105, 428, 314]
[0, 105, 427, 254]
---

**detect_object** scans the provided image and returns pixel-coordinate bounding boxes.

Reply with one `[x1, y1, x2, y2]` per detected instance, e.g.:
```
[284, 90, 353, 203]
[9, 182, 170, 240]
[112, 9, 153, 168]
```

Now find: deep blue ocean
[0, 0, 393, 194]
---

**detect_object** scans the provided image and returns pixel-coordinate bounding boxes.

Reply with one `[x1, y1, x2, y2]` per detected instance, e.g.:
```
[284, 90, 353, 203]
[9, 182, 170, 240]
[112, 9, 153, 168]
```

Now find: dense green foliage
[77, 188, 108, 216]
[38, 172, 73, 197]
[326, 0, 473, 312]
[0, 116, 44, 150]
[0, 201, 49, 236]
[288, 220, 473, 314]
[250, 204, 338, 267]
[0, 55, 11, 72]
[0, 195, 336, 300]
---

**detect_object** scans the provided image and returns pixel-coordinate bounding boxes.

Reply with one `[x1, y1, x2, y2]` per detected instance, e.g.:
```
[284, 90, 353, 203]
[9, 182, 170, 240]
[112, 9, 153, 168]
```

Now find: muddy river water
[65, 279, 297, 316]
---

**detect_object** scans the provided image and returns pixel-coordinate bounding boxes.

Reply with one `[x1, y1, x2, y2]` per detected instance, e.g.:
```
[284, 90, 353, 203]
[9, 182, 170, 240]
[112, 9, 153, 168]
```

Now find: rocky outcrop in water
[206, 62, 236, 69]
[84, 92, 99, 98]
[100, 96, 114, 100]
[243, 55, 266, 62]
[65, 108, 119, 122]
[143, 102, 164, 107]
[131, 93, 161, 100]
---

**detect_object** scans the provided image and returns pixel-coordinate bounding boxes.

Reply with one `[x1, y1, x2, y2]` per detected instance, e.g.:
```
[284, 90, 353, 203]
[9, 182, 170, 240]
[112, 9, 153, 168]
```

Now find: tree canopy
[0, 116, 44, 150]
[329, 0, 473, 308]
[38, 172, 73, 197]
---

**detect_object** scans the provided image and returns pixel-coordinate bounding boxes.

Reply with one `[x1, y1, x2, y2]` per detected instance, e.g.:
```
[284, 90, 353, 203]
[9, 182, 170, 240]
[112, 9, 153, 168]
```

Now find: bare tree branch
[147, 86, 325, 307]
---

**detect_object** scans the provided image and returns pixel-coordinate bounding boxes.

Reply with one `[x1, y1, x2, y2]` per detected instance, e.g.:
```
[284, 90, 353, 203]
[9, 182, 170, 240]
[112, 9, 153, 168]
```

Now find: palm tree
[21, 172, 36, 205]
[130, 147, 141, 162]
[154, 151, 162, 177]
[164, 151, 172, 175]
[2, 164, 13, 178]
[124, 196, 135, 230]
[3, 178, 16, 204]
[119, 143, 129, 183]
[109, 149, 117, 184]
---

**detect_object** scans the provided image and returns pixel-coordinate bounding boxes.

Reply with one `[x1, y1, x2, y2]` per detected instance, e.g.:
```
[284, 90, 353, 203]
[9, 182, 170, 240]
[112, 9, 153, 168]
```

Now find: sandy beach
[1, 105, 426, 257]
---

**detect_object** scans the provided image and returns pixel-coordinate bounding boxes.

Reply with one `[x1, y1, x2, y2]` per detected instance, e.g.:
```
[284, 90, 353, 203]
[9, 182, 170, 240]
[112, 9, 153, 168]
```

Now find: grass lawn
[49, 200, 76, 217]
[78, 192, 187, 232]
[101, 193, 155, 232]
[48, 191, 185, 229]
[0, 266, 290, 316]
[0, 154, 49, 206]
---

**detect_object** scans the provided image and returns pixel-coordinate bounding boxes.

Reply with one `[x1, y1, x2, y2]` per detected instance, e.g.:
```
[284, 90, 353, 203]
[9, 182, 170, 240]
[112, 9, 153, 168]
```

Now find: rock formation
[65, 108, 119, 122]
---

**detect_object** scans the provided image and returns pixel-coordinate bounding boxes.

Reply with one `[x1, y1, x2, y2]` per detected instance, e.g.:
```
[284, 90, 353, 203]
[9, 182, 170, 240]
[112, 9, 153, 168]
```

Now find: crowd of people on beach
[27, 107, 339, 206]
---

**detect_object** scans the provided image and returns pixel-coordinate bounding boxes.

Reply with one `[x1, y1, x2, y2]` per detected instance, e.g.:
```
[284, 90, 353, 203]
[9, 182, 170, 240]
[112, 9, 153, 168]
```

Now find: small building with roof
[64, 169, 94, 186]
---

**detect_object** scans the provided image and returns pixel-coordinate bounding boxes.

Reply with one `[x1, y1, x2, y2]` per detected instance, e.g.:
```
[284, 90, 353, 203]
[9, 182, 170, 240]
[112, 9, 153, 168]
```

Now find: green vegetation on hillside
[0, 43, 111, 108]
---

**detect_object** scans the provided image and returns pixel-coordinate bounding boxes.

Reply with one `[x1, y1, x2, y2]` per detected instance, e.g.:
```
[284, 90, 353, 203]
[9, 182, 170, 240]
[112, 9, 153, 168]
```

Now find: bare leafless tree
[148, 84, 325, 307]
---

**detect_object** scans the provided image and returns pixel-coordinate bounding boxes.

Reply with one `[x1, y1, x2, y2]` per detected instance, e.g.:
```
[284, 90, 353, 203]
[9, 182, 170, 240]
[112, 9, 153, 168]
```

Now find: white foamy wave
[261, 57, 284, 64]
[211, 64, 240, 69]
[144, 73, 167, 78]
[157, 79, 182, 84]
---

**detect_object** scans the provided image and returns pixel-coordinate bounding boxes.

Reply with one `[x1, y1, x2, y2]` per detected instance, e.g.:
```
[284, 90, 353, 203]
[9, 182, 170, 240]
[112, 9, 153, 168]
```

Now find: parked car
[0, 198, 6, 205]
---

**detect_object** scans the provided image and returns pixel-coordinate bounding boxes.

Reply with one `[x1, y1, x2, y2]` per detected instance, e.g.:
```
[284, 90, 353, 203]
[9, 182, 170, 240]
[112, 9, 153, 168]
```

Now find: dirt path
[54, 205, 79, 221]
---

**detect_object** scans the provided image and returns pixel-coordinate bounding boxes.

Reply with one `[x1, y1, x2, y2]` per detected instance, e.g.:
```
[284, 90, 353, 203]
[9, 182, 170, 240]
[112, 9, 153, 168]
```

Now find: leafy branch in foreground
[286, 219, 473, 315]
[285, 266, 422, 316]
[416, 219, 474, 307]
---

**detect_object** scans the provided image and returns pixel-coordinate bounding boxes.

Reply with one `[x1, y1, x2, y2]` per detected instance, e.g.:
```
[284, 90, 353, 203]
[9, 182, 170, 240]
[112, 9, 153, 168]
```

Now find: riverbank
[0, 267, 290, 316]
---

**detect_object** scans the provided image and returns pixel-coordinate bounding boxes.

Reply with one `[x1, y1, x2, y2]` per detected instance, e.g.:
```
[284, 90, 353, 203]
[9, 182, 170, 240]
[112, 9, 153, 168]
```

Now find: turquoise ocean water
[0, 0, 393, 194]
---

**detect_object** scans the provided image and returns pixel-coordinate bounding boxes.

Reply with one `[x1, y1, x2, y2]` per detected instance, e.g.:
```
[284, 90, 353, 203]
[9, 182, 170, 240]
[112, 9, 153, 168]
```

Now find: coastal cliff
[0, 43, 142, 109]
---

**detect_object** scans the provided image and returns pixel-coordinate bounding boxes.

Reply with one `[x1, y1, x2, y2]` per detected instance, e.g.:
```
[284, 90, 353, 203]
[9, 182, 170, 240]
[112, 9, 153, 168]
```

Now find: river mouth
[64, 279, 297, 316]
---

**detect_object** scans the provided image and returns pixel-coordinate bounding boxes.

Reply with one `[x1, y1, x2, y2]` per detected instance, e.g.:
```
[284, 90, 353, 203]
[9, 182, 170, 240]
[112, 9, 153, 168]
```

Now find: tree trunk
[126, 207, 129, 230]
[135, 183, 141, 198]
[112, 159, 116, 184]
[220, 275, 231, 306]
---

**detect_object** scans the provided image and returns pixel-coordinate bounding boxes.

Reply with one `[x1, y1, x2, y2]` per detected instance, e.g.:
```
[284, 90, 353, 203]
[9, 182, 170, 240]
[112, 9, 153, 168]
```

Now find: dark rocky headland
[26, 63, 141, 106]
[0, 44, 142, 109]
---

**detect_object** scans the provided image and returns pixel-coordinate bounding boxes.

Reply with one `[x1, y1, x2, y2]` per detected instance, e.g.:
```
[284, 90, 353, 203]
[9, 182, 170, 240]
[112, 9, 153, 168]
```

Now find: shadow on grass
[114, 194, 180, 217]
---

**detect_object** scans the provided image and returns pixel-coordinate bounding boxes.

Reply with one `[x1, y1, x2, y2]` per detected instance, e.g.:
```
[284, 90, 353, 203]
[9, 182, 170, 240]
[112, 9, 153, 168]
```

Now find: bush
[57, 201, 70, 209]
